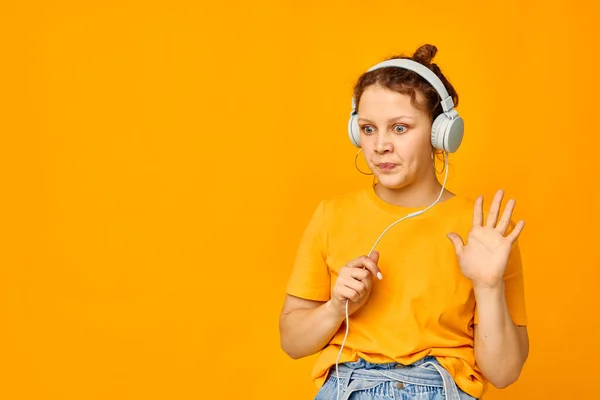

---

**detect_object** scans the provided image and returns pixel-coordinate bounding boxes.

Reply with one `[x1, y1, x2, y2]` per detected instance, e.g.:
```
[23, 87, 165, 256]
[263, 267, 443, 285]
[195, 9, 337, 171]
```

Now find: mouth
[376, 163, 398, 172]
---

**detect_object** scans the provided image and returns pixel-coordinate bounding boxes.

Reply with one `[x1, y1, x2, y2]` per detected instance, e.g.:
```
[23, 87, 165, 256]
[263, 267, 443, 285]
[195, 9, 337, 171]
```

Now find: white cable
[335, 153, 450, 400]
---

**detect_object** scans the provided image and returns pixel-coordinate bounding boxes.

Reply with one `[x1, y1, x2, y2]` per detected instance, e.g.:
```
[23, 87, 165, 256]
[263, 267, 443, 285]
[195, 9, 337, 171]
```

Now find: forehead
[358, 85, 427, 120]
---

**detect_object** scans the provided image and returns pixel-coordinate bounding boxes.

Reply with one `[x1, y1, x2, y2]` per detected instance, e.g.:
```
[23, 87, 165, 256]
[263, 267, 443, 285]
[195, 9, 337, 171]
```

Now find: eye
[394, 125, 407, 134]
[362, 125, 375, 134]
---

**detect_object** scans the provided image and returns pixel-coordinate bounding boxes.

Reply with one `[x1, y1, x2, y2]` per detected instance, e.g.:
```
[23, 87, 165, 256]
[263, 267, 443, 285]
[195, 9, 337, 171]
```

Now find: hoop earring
[434, 151, 446, 174]
[354, 149, 373, 175]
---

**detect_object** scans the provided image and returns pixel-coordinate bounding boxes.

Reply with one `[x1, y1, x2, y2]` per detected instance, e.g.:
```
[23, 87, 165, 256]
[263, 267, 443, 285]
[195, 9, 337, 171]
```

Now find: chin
[375, 173, 409, 189]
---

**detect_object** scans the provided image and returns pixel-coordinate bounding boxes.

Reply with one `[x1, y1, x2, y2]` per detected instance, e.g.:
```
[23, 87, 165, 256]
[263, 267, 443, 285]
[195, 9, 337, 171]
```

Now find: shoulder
[320, 188, 366, 205]
[447, 193, 476, 212]
[447, 193, 520, 226]
[318, 188, 368, 217]
[300, 189, 369, 233]
[434, 192, 476, 217]
[434, 193, 476, 229]
[442, 193, 521, 233]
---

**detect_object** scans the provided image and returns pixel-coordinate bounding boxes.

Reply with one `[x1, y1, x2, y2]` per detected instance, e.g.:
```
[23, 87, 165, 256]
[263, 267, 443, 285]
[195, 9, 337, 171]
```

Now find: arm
[280, 200, 342, 359]
[446, 191, 529, 388]
[279, 294, 345, 359]
[280, 254, 382, 359]
[473, 283, 529, 388]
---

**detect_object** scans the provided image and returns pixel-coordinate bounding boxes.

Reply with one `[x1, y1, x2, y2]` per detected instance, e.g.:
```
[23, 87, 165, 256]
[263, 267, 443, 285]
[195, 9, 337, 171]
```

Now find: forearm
[279, 300, 345, 359]
[473, 284, 528, 388]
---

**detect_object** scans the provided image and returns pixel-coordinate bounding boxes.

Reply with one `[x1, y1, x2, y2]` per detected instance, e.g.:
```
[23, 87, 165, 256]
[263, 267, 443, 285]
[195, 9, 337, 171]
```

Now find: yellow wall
[1, 1, 597, 399]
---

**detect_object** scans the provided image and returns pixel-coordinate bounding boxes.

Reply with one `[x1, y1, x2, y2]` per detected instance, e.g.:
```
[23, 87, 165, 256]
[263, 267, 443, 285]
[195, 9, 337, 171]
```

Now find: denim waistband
[332, 356, 461, 400]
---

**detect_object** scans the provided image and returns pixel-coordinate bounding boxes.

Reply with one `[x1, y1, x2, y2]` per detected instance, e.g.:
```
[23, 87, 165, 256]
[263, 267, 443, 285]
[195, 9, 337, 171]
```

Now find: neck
[374, 170, 451, 208]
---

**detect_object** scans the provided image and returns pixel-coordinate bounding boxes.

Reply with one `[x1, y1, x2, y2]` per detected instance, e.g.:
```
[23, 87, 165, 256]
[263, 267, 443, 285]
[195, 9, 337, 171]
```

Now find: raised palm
[447, 190, 525, 289]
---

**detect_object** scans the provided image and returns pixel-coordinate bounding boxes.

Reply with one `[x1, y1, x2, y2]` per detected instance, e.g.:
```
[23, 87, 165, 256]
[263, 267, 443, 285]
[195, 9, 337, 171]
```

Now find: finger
[339, 286, 361, 303]
[342, 278, 367, 298]
[472, 196, 484, 226]
[347, 255, 382, 280]
[506, 220, 525, 243]
[368, 251, 382, 279]
[486, 190, 504, 228]
[496, 198, 516, 234]
[347, 267, 371, 282]
[446, 232, 464, 256]
[369, 250, 380, 265]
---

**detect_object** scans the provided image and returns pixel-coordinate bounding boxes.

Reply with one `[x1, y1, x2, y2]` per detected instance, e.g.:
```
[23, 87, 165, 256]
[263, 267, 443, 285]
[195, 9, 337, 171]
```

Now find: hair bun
[412, 44, 438, 65]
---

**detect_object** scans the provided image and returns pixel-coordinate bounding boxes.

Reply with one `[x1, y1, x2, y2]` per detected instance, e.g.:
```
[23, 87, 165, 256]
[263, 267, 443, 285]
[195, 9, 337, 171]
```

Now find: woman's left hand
[446, 190, 525, 290]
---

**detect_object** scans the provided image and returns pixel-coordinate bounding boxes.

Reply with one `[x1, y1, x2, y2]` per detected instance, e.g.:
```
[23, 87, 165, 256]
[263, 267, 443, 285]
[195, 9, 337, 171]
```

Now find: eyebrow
[357, 115, 415, 123]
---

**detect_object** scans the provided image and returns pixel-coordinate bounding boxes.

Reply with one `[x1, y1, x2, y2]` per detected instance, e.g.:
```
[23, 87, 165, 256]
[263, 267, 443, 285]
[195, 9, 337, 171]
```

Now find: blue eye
[394, 125, 407, 133]
[363, 126, 374, 134]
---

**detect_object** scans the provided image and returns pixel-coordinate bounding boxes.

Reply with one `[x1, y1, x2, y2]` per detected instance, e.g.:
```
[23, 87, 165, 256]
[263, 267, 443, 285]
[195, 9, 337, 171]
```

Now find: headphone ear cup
[445, 116, 464, 153]
[348, 112, 361, 148]
[431, 114, 447, 152]
[431, 113, 464, 153]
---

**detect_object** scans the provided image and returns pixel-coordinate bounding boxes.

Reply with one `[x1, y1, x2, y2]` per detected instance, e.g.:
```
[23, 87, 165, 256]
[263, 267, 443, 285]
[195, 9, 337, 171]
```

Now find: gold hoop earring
[354, 149, 373, 175]
[434, 151, 446, 174]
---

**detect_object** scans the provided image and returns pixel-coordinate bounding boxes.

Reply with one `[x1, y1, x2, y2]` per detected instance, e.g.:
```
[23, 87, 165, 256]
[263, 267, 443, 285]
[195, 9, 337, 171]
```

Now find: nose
[375, 131, 393, 154]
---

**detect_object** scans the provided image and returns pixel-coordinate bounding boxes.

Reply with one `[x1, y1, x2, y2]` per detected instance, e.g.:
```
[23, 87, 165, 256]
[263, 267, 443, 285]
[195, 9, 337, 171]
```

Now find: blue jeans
[314, 357, 478, 400]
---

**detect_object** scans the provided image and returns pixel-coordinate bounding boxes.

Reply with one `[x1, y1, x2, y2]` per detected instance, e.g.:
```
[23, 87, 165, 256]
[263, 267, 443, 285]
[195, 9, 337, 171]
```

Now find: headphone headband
[351, 58, 455, 113]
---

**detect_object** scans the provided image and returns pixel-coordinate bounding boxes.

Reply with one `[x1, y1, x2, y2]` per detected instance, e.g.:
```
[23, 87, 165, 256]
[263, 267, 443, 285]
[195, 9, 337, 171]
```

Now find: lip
[376, 163, 398, 171]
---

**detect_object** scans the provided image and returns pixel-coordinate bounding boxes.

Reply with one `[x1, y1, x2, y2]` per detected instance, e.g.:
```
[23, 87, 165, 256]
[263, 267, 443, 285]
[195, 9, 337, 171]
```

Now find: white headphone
[348, 58, 464, 153]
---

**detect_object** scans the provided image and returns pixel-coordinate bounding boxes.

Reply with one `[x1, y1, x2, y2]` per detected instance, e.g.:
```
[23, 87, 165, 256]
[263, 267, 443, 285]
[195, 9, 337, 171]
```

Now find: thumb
[446, 233, 464, 256]
[368, 250, 379, 264]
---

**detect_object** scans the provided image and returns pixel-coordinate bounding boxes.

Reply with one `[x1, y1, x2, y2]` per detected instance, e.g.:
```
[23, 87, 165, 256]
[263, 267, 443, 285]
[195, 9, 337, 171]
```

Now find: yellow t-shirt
[285, 185, 528, 398]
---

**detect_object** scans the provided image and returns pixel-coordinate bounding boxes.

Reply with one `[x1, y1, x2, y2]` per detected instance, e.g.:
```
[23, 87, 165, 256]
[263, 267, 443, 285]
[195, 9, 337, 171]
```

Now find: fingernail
[377, 272, 383, 280]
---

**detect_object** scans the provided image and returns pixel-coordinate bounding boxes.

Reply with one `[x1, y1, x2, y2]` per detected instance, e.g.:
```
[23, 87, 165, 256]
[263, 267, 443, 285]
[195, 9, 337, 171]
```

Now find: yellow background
[1, 1, 597, 399]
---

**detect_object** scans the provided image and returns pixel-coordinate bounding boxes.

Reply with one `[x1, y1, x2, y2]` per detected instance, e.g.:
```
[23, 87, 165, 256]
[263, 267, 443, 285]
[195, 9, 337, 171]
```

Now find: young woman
[279, 44, 529, 400]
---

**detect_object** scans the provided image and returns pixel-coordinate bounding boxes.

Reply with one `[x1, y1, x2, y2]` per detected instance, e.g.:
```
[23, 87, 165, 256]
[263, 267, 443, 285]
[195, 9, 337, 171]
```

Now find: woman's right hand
[329, 251, 382, 317]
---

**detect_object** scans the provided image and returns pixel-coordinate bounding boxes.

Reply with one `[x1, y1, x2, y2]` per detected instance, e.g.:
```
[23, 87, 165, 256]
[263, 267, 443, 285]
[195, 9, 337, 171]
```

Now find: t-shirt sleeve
[285, 200, 331, 302]
[474, 237, 528, 326]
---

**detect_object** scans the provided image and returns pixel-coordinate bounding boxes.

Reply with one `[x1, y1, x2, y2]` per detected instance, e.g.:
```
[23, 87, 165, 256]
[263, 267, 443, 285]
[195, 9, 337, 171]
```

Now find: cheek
[360, 140, 377, 156]
[398, 138, 431, 166]
[395, 137, 420, 158]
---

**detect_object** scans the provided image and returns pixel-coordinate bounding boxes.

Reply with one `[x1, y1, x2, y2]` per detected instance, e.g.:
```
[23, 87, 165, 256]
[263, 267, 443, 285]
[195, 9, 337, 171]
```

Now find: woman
[279, 44, 529, 400]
